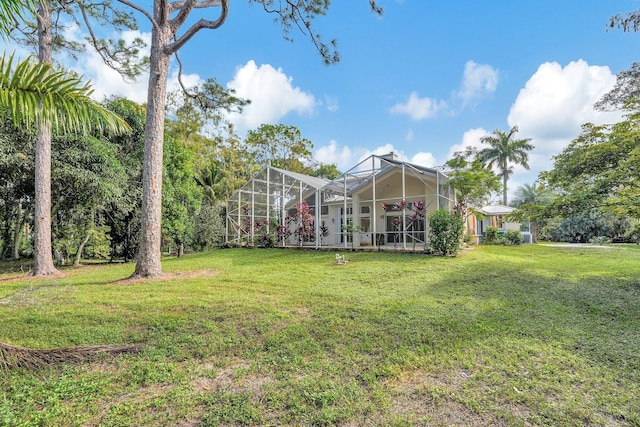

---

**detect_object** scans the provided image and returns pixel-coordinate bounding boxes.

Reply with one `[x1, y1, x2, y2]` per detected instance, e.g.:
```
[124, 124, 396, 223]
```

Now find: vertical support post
[315, 190, 320, 248]
[266, 167, 270, 234]
[281, 173, 286, 246]
[343, 174, 348, 248]
[402, 163, 407, 250]
[436, 169, 440, 210]
[225, 201, 229, 244]
[372, 156, 377, 249]
[237, 191, 241, 244]
[251, 180, 255, 244]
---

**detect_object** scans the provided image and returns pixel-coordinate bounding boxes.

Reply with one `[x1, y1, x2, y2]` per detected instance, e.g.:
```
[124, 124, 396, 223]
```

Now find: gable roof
[321, 154, 447, 196]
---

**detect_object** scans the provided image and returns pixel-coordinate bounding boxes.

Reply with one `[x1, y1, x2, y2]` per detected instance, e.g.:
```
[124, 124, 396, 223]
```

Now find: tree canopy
[478, 125, 534, 206]
[541, 113, 640, 219]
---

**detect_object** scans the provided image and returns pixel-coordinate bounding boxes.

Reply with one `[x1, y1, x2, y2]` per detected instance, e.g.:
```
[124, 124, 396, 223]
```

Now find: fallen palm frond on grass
[0, 342, 141, 372]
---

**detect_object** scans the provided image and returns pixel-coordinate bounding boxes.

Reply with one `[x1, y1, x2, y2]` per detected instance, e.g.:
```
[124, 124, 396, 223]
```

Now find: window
[361, 206, 370, 214]
[321, 206, 329, 215]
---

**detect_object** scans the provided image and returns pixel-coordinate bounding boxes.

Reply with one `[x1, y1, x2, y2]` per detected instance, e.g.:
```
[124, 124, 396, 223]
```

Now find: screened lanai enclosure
[226, 153, 455, 251]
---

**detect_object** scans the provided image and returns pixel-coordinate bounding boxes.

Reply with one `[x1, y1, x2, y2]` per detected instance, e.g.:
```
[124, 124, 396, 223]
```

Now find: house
[467, 205, 531, 243]
[226, 152, 456, 250]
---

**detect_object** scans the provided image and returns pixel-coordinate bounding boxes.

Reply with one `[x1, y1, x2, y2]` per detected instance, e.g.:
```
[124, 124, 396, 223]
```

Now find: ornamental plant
[428, 208, 463, 256]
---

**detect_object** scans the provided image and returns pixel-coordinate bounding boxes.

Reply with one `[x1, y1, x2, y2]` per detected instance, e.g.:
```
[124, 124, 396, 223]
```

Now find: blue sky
[5, 0, 639, 201]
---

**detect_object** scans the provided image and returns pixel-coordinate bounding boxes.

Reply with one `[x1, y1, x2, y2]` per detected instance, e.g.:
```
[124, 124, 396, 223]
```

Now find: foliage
[541, 115, 640, 219]
[428, 208, 463, 256]
[319, 220, 329, 243]
[254, 220, 275, 248]
[310, 163, 341, 179]
[539, 209, 633, 243]
[445, 149, 501, 218]
[503, 229, 524, 245]
[484, 226, 499, 244]
[478, 125, 534, 205]
[194, 200, 225, 250]
[0, 53, 129, 135]
[292, 200, 315, 246]
[162, 135, 203, 255]
[595, 62, 640, 112]
[624, 222, 640, 243]
[0, 0, 34, 37]
[245, 124, 314, 173]
[2, 245, 640, 424]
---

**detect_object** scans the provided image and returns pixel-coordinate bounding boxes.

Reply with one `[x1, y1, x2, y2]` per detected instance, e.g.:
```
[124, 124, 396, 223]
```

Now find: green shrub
[503, 229, 524, 246]
[624, 222, 640, 243]
[484, 226, 499, 244]
[428, 209, 463, 256]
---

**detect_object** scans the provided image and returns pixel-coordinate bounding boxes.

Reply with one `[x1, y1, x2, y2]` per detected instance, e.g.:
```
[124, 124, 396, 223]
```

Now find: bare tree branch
[169, 0, 221, 14]
[165, 0, 228, 54]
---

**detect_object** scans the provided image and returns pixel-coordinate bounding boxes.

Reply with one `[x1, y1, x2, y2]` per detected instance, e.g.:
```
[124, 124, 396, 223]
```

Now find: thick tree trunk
[32, 1, 60, 276]
[133, 7, 171, 278]
[11, 200, 23, 260]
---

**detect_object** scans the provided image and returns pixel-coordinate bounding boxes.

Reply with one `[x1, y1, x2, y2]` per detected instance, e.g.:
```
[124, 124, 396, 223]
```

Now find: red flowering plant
[293, 200, 315, 246]
[319, 220, 329, 244]
[276, 214, 293, 246]
[254, 219, 275, 248]
[407, 200, 426, 249]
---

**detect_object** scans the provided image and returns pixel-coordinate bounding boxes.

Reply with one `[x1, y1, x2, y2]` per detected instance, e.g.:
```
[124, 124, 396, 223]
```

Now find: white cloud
[359, 144, 408, 163]
[410, 152, 438, 168]
[446, 127, 489, 160]
[390, 91, 447, 120]
[508, 59, 620, 155]
[225, 60, 316, 132]
[324, 95, 339, 112]
[391, 61, 498, 120]
[62, 28, 153, 103]
[405, 129, 414, 142]
[456, 60, 499, 106]
[314, 140, 355, 171]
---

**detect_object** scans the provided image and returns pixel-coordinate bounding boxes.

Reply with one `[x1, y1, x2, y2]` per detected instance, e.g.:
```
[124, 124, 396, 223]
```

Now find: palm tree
[0, 54, 129, 134]
[478, 125, 534, 206]
[1, 53, 130, 275]
[0, 0, 30, 35]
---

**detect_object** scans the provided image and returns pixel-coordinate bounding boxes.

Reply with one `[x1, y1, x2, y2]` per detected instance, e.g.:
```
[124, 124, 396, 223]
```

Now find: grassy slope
[0, 245, 639, 426]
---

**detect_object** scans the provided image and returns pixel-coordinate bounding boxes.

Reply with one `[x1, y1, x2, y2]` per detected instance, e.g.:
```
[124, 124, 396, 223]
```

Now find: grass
[1, 245, 639, 426]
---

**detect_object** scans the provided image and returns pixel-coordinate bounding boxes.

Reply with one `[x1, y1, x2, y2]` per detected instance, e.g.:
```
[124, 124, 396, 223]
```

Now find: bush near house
[428, 208, 464, 256]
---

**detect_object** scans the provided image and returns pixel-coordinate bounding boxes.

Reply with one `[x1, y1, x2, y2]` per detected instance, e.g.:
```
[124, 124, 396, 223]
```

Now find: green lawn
[1, 245, 639, 426]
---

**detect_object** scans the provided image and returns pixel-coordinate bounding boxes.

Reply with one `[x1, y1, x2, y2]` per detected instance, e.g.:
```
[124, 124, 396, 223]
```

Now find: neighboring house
[226, 152, 455, 250]
[467, 205, 531, 243]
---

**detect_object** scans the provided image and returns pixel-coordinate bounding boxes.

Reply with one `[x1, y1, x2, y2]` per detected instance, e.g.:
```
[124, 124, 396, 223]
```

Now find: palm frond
[0, 52, 130, 135]
[0, 0, 35, 38]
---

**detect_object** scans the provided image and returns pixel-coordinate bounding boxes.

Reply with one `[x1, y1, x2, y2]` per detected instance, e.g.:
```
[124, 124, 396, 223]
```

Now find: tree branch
[169, 0, 221, 14]
[165, 0, 228, 55]
[115, 0, 159, 30]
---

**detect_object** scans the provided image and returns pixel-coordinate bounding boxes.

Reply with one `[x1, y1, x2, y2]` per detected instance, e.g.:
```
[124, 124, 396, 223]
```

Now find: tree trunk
[502, 174, 508, 206]
[11, 200, 23, 260]
[32, 1, 60, 276]
[133, 6, 171, 278]
[74, 232, 91, 266]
